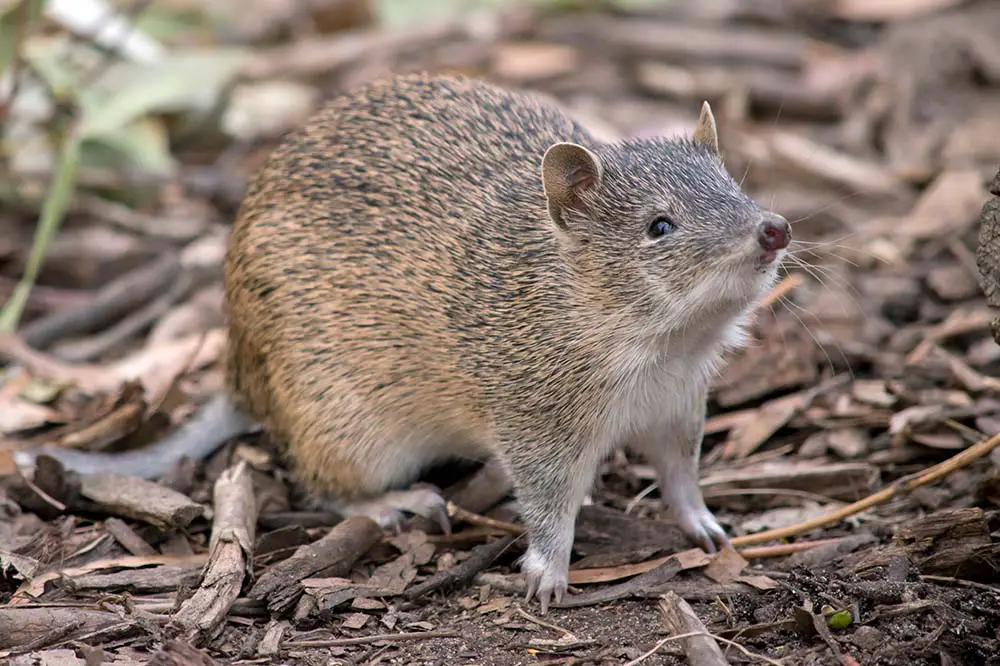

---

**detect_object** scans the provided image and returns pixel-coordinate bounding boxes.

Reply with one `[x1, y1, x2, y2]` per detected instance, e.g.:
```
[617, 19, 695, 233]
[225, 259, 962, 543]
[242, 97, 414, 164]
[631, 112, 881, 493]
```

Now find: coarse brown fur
[221, 72, 789, 608]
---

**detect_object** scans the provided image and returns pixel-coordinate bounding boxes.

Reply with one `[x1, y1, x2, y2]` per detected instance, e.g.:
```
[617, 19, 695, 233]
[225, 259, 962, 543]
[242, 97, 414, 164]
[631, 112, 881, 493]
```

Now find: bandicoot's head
[540, 102, 790, 328]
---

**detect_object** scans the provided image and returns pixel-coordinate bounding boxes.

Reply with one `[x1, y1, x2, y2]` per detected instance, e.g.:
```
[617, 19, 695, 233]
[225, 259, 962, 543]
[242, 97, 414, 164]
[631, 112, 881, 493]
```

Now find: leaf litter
[2, 0, 1000, 664]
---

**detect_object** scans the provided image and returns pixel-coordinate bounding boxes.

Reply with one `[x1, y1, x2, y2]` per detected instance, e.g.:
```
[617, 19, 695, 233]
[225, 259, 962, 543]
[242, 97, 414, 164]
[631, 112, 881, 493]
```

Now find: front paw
[672, 503, 730, 553]
[519, 546, 569, 614]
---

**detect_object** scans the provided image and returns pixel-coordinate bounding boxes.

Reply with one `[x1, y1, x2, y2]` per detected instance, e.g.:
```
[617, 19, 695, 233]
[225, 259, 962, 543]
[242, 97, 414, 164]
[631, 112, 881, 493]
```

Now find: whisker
[738, 161, 752, 189]
[787, 245, 861, 269]
[782, 255, 866, 318]
[793, 240, 890, 267]
[776, 294, 854, 379]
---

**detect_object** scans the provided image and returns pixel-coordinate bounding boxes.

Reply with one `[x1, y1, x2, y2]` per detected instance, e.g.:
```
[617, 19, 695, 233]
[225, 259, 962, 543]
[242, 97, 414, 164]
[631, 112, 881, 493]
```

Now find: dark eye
[647, 216, 676, 239]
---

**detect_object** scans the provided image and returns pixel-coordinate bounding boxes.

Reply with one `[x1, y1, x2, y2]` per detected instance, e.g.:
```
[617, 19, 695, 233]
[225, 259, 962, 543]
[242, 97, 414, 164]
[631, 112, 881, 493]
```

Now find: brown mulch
[2, 0, 1000, 664]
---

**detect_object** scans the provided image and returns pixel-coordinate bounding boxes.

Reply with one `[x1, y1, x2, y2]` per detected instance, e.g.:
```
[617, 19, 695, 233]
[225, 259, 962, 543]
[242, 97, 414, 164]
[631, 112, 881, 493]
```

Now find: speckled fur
[223, 72, 785, 607]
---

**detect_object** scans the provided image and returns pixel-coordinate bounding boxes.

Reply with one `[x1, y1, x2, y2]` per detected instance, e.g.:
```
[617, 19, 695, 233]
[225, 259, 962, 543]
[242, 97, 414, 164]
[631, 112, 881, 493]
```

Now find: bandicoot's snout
[757, 213, 791, 263]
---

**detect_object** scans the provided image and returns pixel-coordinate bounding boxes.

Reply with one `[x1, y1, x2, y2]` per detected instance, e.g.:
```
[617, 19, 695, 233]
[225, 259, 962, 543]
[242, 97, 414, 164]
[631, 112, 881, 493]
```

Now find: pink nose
[757, 214, 791, 252]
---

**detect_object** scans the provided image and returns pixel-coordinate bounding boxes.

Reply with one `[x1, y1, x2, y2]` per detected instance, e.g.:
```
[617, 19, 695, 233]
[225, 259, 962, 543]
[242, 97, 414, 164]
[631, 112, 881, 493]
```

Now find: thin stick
[623, 631, 782, 666]
[757, 273, 803, 309]
[405, 535, 516, 600]
[20, 473, 67, 511]
[731, 432, 1000, 547]
[447, 501, 524, 536]
[283, 630, 460, 648]
[737, 537, 843, 559]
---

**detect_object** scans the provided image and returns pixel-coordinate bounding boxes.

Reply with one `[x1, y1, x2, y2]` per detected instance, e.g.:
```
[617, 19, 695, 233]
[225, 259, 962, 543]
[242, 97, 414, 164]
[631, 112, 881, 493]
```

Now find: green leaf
[79, 47, 249, 139]
[827, 609, 853, 630]
[0, 134, 80, 331]
[81, 116, 176, 176]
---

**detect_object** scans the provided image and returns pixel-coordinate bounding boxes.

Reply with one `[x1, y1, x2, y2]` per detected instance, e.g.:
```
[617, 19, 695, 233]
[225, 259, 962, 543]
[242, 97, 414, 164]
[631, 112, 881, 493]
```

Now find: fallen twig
[657, 592, 728, 666]
[17, 253, 181, 349]
[623, 630, 782, 666]
[568, 538, 841, 586]
[169, 460, 257, 644]
[731, 431, 1000, 547]
[405, 535, 517, 601]
[282, 630, 460, 648]
[52, 270, 193, 362]
[76, 472, 206, 530]
[446, 501, 524, 536]
[249, 515, 383, 615]
[758, 272, 804, 309]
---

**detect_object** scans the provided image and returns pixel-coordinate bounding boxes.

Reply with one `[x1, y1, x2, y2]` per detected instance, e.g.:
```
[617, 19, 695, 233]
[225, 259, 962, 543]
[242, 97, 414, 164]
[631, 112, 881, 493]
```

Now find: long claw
[539, 589, 551, 615]
[433, 505, 452, 535]
[524, 572, 538, 601]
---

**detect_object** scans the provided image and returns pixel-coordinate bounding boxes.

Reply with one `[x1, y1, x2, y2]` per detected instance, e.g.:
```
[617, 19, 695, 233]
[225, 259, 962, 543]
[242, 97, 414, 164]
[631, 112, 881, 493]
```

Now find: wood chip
[103, 517, 157, 556]
[701, 459, 879, 502]
[701, 547, 748, 584]
[658, 592, 729, 666]
[169, 461, 257, 643]
[249, 515, 382, 615]
[77, 473, 205, 530]
[0, 608, 126, 651]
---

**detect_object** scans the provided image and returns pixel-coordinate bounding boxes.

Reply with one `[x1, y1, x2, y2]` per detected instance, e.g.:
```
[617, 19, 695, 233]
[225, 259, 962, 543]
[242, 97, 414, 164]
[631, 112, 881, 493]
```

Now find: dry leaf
[367, 553, 417, 596]
[723, 391, 807, 459]
[736, 574, 780, 590]
[851, 380, 898, 408]
[341, 612, 370, 630]
[702, 547, 748, 584]
[911, 432, 967, 450]
[0, 395, 59, 434]
[476, 596, 512, 615]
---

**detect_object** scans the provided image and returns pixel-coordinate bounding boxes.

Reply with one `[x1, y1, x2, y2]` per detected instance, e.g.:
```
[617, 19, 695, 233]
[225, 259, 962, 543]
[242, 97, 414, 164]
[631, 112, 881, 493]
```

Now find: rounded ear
[541, 142, 603, 230]
[693, 101, 720, 156]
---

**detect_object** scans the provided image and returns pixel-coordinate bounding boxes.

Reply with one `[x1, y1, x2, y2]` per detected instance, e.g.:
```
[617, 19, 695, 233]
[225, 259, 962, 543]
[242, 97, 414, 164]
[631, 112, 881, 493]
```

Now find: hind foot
[336, 484, 451, 534]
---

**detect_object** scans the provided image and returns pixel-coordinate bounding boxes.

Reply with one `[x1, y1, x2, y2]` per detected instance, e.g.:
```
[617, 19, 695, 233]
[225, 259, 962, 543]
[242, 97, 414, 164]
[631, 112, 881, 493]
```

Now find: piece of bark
[103, 517, 157, 556]
[658, 592, 729, 666]
[851, 507, 998, 581]
[0, 608, 124, 650]
[248, 515, 382, 615]
[258, 619, 291, 657]
[77, 473, 205, 530]
[69, 562, 203, 594]
[301, 578, 392, 614]
[976, 167, 1000, 345]
[147, 641, 222, 666]
[700, 460, 880, 503]
[169, 461, 257, 644]
[405, 535, 515, 601]
[12, 554, 207, 602]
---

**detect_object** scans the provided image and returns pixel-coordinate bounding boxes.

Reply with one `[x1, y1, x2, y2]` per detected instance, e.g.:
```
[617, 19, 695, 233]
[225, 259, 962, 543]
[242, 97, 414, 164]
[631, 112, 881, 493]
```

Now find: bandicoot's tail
[13, 393, 255, 479]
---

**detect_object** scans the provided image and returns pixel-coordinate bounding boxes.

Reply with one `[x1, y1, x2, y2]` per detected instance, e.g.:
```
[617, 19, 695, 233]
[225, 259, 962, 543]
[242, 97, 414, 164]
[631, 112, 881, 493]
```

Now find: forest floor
[1, 1, 1000, 664]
